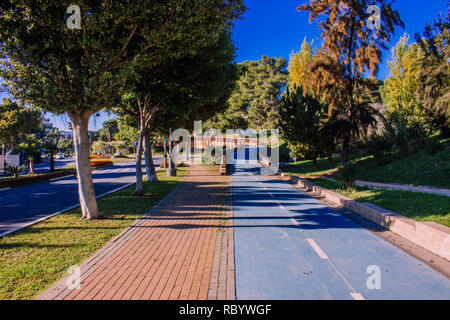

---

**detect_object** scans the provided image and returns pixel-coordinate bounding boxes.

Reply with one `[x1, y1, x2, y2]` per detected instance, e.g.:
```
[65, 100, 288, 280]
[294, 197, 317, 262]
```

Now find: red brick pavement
[38, 164, 235, 300]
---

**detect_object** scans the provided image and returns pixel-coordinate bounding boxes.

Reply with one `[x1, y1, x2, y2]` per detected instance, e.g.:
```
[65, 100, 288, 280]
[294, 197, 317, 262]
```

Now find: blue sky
[2, 0, 448, 131]
[232, 0, 448, 79]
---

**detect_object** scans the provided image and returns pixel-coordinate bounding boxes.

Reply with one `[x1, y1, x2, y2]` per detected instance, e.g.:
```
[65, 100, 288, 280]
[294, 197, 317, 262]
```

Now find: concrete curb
[0, 166, 164, 239]
[0, 182, 135, 239]
[278, 172, 450, 262]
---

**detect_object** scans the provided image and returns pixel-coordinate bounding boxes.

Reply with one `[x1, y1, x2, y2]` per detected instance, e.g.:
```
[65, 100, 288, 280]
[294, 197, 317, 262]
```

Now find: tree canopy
[278, 86, 328, 164]
[380, 34, 425, 124]
[0, 0, 245, 219]
[0, 99, 42, 153]
[298, 0, 404, 164]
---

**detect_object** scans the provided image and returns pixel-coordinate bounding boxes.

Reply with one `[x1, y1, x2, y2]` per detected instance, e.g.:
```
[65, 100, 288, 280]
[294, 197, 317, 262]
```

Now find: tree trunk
[313, 150, 318, 166]
[341, 136, 350, 166]
[29, 158, 35, 175]
[70, 111, 99, 220]
[133, 122, 145, 197]
[163, 138, 168, 168]
[144, 128, 158, 183]
[50, 152, 55, 172]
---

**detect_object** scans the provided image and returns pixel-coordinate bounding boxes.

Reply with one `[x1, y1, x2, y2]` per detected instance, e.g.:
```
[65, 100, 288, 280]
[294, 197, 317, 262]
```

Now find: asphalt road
[232, 160, 450, 300]
[31, 157, 76, 174]
[1, 157, 75, 177]
[0, 158, 161, 235]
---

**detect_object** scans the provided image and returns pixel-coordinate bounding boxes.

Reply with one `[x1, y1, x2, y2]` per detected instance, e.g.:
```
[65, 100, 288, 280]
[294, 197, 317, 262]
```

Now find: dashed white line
[247, 166, 366, 301]
[49, 175, 74, 182]
[306, 239, 329, 260]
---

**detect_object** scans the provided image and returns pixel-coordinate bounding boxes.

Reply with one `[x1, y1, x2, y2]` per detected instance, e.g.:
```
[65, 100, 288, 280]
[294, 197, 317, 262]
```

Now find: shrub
[426, 140, 445, 156]
[6, 165, 26, 178]
[338, 161, 358, 190]
[385, 115, 426, 154]
[90, 160, 113, 168]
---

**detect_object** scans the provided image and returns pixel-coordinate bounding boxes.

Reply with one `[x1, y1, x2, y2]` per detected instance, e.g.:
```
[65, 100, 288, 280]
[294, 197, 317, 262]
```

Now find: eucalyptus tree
[0, 0, 245, 219]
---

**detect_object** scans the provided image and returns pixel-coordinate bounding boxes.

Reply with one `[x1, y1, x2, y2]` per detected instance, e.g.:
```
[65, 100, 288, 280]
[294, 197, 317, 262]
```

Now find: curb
[277, 171, 450, 262]
[0, 166, 172, 239]
[0, 182, 135, 239]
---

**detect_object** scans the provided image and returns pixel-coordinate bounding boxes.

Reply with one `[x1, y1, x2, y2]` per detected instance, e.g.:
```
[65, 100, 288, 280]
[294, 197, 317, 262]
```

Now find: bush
[426, 140, 445, 156]
[385, 115, 426, 154]
[5, 165, 26, 178]
[90, 160, 113, 168]
[338, 161, 358, 190]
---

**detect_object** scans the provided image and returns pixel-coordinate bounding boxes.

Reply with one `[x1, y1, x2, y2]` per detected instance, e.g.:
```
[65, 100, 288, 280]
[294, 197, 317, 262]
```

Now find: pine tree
[298, 0, 404, 164]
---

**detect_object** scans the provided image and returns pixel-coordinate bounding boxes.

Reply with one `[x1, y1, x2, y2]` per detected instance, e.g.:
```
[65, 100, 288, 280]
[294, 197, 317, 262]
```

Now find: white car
[56, 154, 65, 159]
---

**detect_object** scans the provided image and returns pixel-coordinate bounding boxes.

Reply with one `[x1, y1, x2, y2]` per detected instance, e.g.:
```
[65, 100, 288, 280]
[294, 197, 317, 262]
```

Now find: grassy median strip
[309, 178, 450, 227]
[0, 168, 186, 300]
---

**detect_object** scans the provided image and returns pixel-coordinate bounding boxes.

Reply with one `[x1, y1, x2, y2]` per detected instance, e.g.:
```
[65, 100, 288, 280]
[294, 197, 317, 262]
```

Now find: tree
[298, 0, 404, 165]
[209, 57, 288, 131]
[116, 29, 239, 195]
[415, 8, 450, 137]
[99, 119, 119, 155]
[244, 57, 288, 129]
[278, 86, 328, 165]
[19, 134, 40, 175]
[0, 1, 245, 219]
[92, 141, 108, 156]
[288, 38, 315, 89]
[101, 120, 119, 142]
[42, 126, 60, 171]
[58, 139, 74, 157]
[380, 34, 425, 124]
[0, 99, 42, 157]
[115, 115, 139, 155]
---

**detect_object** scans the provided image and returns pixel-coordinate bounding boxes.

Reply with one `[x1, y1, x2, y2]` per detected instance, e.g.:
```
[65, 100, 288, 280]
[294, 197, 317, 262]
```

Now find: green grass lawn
[353, 146, 450, 188]
[309, 178, 450, 227]
[0, 168, 186, 300]
[280, 156, 342, 177]
[281, 140, 450, 189]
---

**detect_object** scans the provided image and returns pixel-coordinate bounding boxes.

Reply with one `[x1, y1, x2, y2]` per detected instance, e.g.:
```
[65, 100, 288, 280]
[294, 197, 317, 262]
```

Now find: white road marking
[246, 165, 365, 300]
[306, 239, 329, 260]
[0, 187, 11, 192]
[49, 175, 74, 182]
[351, 293, 365, 300]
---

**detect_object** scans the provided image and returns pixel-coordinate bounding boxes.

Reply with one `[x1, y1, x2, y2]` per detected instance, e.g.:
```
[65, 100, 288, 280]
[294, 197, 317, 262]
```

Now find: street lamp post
[2, 145, 7, 176]
[167, 128, 177, 177]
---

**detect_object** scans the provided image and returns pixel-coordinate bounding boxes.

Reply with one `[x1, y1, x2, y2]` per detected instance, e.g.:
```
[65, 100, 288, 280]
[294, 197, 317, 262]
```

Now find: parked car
[56, 153, 65, 159]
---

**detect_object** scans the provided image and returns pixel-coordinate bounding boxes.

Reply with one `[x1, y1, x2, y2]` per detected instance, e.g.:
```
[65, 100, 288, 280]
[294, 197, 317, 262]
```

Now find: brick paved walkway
[38, 164, 235, 300]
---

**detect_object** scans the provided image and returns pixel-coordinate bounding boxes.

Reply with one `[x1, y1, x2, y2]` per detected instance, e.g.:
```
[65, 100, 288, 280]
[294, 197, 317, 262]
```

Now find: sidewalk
[38, 164, 235, 300]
